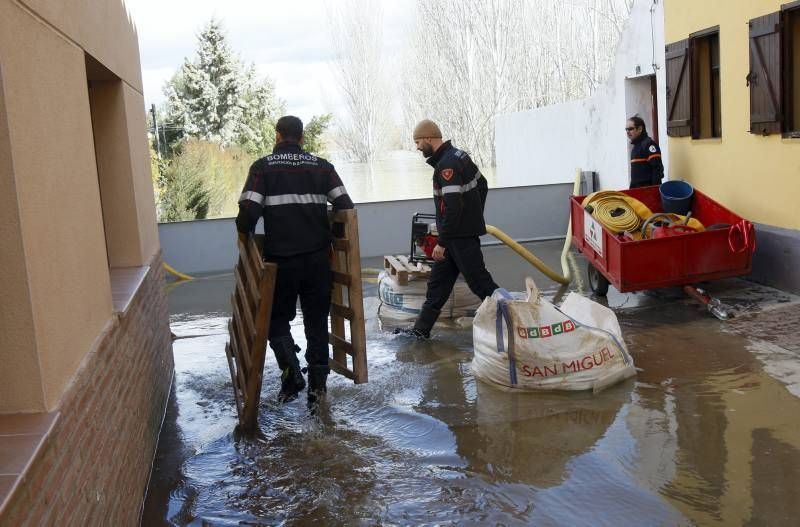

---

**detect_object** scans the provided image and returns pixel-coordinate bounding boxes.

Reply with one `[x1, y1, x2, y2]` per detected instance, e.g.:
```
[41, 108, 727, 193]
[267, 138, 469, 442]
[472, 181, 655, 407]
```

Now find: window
[86, 53, 151, 312]
[785, 3, 800, 135]
[747, 2, 800, 136]
[693, 29, 722, 138]
[665, 27, 721, 139]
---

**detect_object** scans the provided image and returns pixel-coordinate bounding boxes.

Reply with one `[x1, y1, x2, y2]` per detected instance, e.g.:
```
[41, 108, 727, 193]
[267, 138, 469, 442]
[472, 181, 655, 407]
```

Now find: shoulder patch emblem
[649, 145, 658, 153]
[441, 168, 454, 181]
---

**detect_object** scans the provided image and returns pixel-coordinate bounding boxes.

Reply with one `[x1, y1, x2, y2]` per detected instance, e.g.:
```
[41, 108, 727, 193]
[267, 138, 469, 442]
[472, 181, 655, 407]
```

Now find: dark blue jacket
[236, 142, 353, 256]
[426, 141, 488, 244]
[630, 133, 664, 188]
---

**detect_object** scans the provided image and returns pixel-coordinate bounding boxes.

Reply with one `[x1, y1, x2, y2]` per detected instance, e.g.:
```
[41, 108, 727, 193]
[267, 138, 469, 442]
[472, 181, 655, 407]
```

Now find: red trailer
[570, 186, 755, 317]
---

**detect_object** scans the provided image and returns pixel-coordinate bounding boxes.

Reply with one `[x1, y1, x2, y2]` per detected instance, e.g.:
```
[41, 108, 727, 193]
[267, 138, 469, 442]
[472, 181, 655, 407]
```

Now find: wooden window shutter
[748, 12, 783, 135]
[666, 39, 693, 137]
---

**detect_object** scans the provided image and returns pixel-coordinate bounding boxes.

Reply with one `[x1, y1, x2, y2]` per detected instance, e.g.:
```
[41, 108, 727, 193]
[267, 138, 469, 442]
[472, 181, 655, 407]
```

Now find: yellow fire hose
[484, 168, 583, 286]
[163, 262, 194, 281]
[583, 194, 640, 233]
[581, 191, 704, 240]
[485, 225, 571, 285]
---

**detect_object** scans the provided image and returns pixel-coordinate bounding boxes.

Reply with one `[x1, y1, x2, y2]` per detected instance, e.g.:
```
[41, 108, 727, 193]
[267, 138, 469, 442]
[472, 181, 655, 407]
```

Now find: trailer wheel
[588, 265, 609, 296]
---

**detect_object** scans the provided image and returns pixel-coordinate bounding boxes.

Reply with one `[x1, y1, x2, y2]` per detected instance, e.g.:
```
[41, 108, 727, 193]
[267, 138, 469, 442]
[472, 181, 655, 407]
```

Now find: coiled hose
[585, 195, 640, 233]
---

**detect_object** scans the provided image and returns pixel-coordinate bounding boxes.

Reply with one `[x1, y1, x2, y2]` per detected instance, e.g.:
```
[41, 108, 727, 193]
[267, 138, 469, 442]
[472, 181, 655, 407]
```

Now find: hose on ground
[558, 168, 584, 282]
[163, 262, 194, 281]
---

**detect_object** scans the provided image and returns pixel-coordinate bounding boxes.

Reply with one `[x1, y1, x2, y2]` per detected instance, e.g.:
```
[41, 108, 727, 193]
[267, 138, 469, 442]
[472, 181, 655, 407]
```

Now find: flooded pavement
[142, 241, 800, 526]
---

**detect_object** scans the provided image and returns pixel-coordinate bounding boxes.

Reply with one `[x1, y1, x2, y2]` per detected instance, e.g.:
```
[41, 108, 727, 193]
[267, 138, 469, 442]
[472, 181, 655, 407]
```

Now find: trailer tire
[588, 265, 609, 297]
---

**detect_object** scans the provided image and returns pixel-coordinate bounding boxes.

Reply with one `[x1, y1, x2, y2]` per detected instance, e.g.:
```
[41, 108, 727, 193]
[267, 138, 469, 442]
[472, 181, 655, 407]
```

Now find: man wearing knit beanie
[395, 120, 499, 339]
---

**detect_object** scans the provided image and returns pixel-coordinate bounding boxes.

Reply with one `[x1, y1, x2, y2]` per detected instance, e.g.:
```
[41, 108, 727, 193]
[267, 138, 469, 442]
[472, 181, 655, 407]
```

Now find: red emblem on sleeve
[441, 168, 454, 181]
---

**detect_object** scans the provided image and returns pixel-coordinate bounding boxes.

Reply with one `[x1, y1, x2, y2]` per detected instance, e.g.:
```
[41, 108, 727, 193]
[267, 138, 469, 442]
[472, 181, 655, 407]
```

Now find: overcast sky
[126, 0, 414, 123]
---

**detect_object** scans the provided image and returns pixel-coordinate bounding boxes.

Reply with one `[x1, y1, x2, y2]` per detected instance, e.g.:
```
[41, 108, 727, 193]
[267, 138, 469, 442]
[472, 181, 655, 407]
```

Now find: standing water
[143, 242, 800, 526]
[327, 149, 498, 204]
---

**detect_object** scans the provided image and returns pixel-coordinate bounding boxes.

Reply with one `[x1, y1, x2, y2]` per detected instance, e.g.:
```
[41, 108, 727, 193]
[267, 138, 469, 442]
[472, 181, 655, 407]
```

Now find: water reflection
[624, 311, 800, 526]
[395, 337, 631, 488]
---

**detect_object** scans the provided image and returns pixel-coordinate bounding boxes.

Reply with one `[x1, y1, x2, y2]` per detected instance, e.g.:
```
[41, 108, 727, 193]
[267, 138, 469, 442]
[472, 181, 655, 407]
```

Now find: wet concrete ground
[142, 240, 800, 526]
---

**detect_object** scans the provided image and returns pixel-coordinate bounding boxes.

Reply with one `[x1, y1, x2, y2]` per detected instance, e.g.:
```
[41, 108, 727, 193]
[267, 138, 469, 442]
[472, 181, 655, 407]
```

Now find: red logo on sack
[441, 168, 454, 181]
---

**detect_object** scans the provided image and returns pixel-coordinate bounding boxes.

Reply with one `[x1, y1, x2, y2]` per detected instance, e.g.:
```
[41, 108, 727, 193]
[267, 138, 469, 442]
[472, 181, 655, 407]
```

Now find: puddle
[143, 244, 800, 526]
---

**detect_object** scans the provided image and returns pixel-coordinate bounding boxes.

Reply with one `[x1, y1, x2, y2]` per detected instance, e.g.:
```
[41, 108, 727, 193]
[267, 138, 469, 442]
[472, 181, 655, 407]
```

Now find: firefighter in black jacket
[396, 119, 499, 339]
[627, 115, 664, 188]
[236, 116, 354, 406]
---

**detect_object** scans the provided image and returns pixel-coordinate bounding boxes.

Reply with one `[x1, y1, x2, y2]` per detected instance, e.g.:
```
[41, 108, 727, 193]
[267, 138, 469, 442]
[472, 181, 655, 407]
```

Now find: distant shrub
[155, 139, 255, 222]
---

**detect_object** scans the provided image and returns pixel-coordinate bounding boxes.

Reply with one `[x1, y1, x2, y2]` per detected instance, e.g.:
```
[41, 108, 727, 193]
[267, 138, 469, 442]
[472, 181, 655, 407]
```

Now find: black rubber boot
[392, 327, 431, 339]
[306, 364, 330, 409]
[270, 336, 306, 403]
[394, 305, 440, 339]
[414, 305, 440, 334]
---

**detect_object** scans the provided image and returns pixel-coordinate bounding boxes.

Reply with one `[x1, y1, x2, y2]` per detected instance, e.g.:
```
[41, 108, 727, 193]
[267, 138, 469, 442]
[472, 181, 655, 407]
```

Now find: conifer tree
[164, 19, 283, 153]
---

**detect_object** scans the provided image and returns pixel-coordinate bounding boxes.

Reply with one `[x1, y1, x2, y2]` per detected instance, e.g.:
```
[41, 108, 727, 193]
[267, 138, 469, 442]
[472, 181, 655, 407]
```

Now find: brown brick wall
[0, 254, 174, 526]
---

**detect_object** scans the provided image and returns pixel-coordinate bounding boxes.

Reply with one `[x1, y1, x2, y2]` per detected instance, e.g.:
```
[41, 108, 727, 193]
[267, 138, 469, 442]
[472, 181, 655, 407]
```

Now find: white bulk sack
[378, 271, 481, 324]
[472, 277, 636, 392]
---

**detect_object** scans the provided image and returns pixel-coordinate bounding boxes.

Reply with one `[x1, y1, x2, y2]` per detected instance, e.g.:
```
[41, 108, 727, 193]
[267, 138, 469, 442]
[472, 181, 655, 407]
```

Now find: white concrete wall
[496, 0, 666, 191]
[158, 184, 574, 274]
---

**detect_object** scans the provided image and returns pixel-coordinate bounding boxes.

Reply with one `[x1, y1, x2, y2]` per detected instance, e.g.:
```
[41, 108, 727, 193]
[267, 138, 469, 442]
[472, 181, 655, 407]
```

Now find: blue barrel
[660, 180, 694, 214]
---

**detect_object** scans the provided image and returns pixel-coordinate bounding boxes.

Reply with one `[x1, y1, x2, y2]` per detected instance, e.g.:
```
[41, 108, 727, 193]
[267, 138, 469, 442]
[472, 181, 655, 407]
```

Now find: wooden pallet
[329, 209, 368, 383]
[383, 254, 432, 285]
[225, 237, 277, 433]
[226, 211, 368, 432]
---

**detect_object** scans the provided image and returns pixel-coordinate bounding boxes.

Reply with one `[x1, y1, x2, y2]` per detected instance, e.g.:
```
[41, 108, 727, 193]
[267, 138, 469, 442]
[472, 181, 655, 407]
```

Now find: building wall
[0, 0, 161, 411]
[0, 64, 46, 411]
[124, 83, 160, 261]
[495, 0, 666, 191]
[665, 0, 800, 230]
[16, 0, 143, 91]
[0, 258, 173, 526]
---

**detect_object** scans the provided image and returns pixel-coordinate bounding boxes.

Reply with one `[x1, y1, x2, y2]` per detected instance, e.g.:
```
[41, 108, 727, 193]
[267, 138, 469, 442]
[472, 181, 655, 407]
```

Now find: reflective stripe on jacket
[630, 134, 664, 188]
[236, 142, 354, 256]
[426, 141, 488, 243]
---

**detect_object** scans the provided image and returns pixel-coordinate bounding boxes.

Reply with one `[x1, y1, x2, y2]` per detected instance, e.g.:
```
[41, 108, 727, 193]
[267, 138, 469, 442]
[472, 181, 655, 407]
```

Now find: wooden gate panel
[227, 210, 367, 432]
[328, 209, 368, 384]
[225, 238, 277, 432]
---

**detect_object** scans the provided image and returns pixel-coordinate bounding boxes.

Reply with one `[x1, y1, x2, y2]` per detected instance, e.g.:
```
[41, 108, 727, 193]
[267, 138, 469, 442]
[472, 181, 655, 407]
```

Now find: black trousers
[266, 248, 332, 368]
[417, 236, 498, 331]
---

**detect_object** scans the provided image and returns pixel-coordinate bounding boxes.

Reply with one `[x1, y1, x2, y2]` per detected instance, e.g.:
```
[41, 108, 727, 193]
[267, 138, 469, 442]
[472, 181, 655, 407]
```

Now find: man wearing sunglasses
[626, 115, 664, 189]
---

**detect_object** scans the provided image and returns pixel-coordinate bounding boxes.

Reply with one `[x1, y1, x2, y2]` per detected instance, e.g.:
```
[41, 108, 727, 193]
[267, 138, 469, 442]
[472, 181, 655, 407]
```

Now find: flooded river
[327, 150, 498, 204]
[142, 242, 800, 526]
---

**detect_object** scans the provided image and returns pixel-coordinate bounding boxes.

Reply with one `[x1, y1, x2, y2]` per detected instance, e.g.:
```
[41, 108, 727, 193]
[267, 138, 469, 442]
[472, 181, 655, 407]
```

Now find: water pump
[410, 213, 438, 264]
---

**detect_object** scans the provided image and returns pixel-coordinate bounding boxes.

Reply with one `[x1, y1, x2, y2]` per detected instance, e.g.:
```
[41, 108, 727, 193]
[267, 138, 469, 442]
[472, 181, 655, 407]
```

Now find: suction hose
[484, 169, 583, 286]
[485, 225, 570, 285]
[163, 262, 194, 281]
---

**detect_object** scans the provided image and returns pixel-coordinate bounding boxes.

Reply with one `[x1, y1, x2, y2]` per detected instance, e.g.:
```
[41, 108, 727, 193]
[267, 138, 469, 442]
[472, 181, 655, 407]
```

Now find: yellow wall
[0, 0, 160, 411]
[665, 0, 800, 230]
